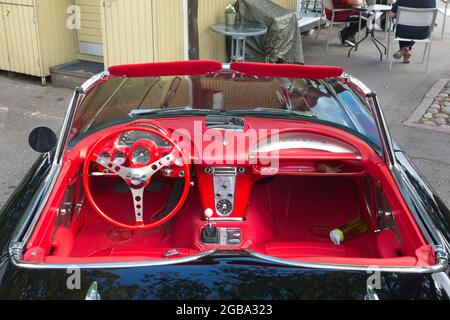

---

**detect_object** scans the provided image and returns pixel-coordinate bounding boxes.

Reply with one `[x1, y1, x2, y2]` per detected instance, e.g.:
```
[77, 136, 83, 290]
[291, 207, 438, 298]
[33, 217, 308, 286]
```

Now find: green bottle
[330, 218, 369, 245]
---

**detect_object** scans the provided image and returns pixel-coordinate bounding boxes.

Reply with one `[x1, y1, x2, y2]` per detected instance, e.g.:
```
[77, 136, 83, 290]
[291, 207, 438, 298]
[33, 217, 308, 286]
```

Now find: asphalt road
[0, 25, 449, 209]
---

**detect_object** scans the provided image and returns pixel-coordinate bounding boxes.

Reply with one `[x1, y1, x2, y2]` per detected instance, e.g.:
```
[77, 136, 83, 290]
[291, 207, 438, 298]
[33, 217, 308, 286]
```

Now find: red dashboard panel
[195, 166, 253, 219]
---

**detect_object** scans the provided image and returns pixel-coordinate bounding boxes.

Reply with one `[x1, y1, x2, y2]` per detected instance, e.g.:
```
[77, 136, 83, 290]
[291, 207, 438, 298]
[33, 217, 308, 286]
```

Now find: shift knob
[204, 208, 214, 219]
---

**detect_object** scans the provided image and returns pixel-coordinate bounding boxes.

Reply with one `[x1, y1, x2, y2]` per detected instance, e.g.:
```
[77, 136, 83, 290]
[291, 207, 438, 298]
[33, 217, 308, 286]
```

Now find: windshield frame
[68, 71, 383, 155]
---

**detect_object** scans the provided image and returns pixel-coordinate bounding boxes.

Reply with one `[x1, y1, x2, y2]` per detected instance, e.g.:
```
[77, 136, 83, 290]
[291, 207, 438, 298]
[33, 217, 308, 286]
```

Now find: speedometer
[132, 147, 151, 165]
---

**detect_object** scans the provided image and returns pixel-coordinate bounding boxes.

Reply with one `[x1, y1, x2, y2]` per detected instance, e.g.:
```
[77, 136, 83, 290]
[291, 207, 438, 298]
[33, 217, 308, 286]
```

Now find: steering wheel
[82, 126, 190, 230]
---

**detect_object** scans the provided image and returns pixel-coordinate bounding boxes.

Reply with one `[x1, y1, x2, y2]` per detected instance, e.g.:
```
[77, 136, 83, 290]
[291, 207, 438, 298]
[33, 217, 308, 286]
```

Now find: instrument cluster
[93, 130, 184, 178]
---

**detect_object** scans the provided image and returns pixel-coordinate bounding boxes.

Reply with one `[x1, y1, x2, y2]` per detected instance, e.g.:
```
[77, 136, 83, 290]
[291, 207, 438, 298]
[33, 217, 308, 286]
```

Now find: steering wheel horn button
[130, 174, 144, 186]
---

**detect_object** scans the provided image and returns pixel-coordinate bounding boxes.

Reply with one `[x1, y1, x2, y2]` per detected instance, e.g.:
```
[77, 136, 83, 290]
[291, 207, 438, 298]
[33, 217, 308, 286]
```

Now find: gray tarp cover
[235, 0, 304, 64]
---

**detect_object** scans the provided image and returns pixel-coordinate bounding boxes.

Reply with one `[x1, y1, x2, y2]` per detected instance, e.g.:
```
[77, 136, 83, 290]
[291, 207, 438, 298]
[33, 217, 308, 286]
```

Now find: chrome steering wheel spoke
[133, 152, 176, 179]
[95, 156, 132, 181]
[130, 187, 144, 224]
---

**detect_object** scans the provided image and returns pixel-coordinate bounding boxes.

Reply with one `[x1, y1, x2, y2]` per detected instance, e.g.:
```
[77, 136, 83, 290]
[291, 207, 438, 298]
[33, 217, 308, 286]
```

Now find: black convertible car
[0, 61, 449, 300]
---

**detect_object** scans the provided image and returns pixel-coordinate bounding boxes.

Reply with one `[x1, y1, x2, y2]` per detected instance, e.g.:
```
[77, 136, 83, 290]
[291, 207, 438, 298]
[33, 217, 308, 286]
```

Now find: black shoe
[338, 31, 346, 45]
[338, 31, 356, 47]
[345, 39, 356, 47]
[347, 36, 356, 44]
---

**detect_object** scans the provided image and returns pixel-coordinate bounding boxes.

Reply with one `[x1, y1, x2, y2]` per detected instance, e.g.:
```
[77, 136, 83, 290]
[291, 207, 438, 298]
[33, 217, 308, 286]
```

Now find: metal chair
[438, 0, 450, 40]
[388, 6, 438, 71]
[316, 0, 364, 50]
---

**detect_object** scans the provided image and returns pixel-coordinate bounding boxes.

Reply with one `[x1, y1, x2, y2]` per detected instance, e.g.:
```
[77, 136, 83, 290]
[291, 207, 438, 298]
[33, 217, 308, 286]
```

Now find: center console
[195, 166, 252, 220]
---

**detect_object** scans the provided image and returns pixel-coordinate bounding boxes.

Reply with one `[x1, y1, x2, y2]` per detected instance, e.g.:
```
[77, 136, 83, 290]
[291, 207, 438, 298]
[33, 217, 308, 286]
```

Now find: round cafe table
[348, 4, 392, 61]
[211, 22, 268, 62]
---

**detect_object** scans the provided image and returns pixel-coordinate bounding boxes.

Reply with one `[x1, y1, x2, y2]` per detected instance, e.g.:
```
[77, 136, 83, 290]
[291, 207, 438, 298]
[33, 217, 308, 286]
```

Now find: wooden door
[2, 3, 41, 76]
[0, 4, 11, 71]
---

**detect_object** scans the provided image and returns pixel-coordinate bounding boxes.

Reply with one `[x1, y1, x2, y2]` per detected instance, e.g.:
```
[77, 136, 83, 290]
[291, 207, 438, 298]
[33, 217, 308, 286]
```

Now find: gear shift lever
[201, 208, 218, 244]
[205, 208, 213, 228]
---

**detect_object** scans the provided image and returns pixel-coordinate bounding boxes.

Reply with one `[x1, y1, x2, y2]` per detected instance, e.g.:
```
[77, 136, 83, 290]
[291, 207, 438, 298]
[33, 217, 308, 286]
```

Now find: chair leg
[386, 21, 392, 65]
[421, 43, 428, 64]
[326, 21, 333, 50]
[442, 8, 447, 41]
[357, 16, 362, 42]
[425, 41, 432, 72]
[316, 13, 323, 43]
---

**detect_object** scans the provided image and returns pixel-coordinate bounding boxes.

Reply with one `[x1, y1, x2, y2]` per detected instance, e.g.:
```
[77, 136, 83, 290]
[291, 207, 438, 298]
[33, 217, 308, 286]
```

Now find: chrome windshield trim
[244, 250, 448, 274]
[10, 250, 217, 270]
[367, 92, 397, 169]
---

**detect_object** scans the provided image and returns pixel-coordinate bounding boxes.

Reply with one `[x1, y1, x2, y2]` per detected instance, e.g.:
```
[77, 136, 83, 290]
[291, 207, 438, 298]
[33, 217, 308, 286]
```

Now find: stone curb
[403, 79, 450, 134]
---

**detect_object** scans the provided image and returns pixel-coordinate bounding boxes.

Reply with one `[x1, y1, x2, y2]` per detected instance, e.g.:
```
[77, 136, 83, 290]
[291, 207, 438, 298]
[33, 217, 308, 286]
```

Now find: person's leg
[395, 41, 414, 63]
[341, 16, 367, 43]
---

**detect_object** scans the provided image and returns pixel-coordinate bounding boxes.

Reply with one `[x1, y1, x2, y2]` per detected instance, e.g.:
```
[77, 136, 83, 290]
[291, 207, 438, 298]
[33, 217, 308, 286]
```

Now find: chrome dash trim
[244, 249, 448, 274]
[209, 217, 244, 222]
[11, 250, 217, 270]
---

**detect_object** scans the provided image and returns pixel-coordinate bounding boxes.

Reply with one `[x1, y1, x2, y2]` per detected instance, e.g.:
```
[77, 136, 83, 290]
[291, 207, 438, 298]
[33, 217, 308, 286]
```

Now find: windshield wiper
[129, 107, 221, 118]
[229, 108, 317, 118]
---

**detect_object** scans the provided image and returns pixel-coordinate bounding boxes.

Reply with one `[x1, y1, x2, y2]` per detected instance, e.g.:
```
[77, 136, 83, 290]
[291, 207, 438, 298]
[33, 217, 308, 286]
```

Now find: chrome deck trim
[10, 250, 217, 270]
[244, 250, 448, 274]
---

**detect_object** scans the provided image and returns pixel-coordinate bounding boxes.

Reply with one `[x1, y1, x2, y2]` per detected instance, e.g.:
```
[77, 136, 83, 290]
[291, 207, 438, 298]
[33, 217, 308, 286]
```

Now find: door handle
[3, 9, 10, 16]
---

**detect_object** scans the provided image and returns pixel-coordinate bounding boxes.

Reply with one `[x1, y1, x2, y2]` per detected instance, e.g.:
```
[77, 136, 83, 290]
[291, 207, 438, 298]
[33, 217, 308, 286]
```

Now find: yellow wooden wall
[75, 0, 102, 44]
[0, 0, 78, 77]
[152, 0, 186, 63]
[0, 2, 40, 76]
[101, 0, 185, 68]
[272, 0, 298, 11]
[198, 0, 298, 61]
[37, 0, 78, 74]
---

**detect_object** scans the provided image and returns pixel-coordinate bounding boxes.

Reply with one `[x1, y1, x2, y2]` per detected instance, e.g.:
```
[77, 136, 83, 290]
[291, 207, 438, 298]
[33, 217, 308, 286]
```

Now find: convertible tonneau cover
[108, 60, 345, 80]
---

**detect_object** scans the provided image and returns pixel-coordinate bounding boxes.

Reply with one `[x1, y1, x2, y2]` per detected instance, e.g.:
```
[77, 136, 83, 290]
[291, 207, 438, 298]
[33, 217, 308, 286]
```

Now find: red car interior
[21, 61, 435, 267]
[23, 115, 434, 267]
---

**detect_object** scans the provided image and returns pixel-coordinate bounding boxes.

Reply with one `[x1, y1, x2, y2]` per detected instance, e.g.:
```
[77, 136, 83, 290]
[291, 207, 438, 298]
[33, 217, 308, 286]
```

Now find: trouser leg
[341, 17, 368, 39]
[399, 41, 414, 50]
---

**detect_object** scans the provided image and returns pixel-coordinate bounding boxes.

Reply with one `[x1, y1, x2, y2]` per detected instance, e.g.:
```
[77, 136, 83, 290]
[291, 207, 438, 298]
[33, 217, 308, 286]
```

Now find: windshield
[70, 72, 381, 151]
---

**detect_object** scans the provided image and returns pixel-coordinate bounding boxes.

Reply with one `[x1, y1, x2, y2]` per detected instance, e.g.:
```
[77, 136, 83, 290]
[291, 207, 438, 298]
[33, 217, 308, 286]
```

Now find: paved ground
[0, 20, 449, 209]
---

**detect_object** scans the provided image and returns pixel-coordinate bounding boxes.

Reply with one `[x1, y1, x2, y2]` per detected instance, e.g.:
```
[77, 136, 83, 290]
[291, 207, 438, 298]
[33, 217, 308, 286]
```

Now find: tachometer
[98, 152, 111, 164]
[132, 147, 151, 165]
[113, 151, 127, 165]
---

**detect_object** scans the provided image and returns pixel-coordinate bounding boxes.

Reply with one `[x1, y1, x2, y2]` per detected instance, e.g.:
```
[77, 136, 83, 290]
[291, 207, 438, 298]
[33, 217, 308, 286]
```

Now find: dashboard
[86, 118, 372, 220]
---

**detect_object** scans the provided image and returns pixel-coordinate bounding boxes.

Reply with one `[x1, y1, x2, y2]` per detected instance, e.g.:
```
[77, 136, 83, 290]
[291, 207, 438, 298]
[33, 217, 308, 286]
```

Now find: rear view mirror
[28, 127, 57, 153]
